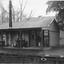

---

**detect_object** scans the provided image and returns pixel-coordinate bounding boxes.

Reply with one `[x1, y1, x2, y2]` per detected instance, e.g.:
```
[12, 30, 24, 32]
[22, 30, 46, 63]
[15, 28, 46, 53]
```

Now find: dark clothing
[21, 39, 27, 47]
[21, 39, 25, 47]
[37, 36, 41, 42]
[36, 36, 41, 46]
[25, 41, 28, 47]
[16, 38, 20, 47]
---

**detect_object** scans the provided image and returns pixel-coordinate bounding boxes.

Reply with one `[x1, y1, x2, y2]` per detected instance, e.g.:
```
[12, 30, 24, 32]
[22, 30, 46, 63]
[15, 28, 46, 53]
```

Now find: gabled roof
[0, 16, 54, 29]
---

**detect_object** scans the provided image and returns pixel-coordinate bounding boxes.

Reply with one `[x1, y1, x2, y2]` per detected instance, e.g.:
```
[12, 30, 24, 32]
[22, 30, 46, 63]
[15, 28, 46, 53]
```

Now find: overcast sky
[1, 0, 56, 17]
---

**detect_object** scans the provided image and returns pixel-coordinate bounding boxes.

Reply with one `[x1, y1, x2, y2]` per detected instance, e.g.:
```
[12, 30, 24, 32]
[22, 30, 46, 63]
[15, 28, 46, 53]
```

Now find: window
[3, 34, 5, 41]
[44, 30, 48, 36]
[43, 30, 49, 47]
[31, 31, 35, 39]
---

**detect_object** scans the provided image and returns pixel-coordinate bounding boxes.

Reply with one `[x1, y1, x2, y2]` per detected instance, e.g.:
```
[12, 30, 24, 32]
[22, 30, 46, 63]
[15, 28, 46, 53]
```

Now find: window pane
[44, 30, 48, 36]
[44, 37, 49, 47]
[31, 31, 35, 39]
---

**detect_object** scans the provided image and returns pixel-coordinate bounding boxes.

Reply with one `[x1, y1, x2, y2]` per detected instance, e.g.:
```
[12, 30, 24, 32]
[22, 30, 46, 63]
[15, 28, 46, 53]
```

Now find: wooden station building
[0, 16, 59, 48]
[0, 16, 61, 64]
[0, 0, 63, 64]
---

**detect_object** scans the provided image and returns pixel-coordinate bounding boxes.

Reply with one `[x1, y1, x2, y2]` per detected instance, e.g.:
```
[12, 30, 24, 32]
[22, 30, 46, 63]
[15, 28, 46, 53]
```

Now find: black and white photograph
[0, 0, 63, 64]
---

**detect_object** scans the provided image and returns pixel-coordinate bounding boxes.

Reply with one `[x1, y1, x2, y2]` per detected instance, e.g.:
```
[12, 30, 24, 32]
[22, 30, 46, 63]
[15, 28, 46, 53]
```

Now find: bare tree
[0, 3, 9, 23]
[19, 0, 27, 21]
[28, 10, 33, 20]
[0, 0, 34, 23]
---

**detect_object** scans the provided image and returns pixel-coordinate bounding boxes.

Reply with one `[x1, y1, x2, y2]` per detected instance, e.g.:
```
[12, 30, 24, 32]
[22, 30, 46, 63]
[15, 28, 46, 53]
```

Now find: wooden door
[30, 31, 36, 47]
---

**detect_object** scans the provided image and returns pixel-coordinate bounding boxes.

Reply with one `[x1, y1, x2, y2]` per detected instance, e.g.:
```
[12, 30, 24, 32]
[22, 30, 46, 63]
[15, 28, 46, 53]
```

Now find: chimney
[9, 0, 12, 27]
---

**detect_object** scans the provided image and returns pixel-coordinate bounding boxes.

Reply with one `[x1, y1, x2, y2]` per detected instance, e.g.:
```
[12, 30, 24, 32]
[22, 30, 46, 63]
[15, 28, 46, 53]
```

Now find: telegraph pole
[9, 0, 12, 27]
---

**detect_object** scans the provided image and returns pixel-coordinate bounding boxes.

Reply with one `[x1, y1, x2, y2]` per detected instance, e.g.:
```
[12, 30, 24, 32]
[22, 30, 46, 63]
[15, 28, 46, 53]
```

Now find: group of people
[16, 38, 28, 47]
[15, 35, 41, 47]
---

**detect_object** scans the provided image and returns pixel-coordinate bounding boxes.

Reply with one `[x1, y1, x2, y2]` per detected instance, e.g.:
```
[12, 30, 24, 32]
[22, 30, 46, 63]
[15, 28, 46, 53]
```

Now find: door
[30, 30, 36, 47]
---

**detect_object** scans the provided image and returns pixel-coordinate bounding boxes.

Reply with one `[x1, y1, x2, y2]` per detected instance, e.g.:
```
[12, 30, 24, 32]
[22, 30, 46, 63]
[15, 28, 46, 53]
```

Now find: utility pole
[9, 0, 12, 27]
[9, 0, 12, 46]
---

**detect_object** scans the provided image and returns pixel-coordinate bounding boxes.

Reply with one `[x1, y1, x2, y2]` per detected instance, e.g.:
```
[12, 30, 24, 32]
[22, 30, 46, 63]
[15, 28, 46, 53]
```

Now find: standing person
[36, 36, 41, 47]
[21, 38, 25, 47]
[25, 41, 28, 47]
[16, 37, 20, 47]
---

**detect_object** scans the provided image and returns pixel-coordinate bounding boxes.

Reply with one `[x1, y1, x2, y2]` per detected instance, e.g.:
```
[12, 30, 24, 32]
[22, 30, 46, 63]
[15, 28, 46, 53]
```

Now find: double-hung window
[43, 30, 49, 47]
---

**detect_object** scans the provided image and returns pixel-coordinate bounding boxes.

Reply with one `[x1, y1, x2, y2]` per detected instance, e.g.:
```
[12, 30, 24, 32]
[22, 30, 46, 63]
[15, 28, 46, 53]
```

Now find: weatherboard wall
[50, 31, 59, 46]
[60, 30, 64, 46]
[49, 20, 59, 46]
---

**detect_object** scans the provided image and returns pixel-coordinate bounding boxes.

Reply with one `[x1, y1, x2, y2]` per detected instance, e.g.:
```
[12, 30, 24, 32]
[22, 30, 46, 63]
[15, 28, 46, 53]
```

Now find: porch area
[0, 28, 50, 48]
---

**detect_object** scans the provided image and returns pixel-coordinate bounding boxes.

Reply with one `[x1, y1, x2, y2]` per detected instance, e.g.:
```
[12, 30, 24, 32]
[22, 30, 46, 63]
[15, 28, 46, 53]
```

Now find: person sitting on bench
[21, 38, 28, 47]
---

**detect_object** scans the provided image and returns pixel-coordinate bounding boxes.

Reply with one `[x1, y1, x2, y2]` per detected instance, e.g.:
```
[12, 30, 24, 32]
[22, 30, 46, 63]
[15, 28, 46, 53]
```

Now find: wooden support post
[9, 33, 11, 46]
[0, 32, 2, 41]
[1, 31, 3, 41]
[20, 30, 22, 47]
[40, 29, 44, 49]
[5, 33, 7, 46]
[29, 30, 30, 46]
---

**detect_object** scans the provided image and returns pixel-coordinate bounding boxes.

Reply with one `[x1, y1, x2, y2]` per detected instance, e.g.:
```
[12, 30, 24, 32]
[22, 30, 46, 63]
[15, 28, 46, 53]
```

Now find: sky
[0, 0, 56, 17]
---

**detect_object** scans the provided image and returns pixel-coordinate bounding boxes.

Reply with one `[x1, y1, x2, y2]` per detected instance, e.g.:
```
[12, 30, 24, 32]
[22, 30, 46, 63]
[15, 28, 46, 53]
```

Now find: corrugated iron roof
[0, 16, 54, 29]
